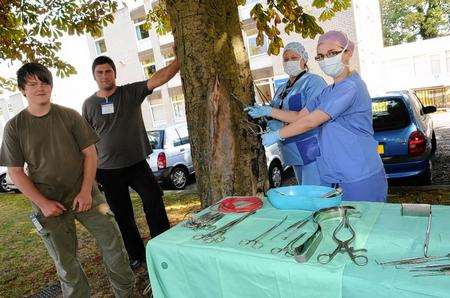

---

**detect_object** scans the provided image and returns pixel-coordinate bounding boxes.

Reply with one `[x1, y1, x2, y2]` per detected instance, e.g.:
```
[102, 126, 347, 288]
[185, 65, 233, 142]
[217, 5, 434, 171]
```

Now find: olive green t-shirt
[82, 81, 153, 170]
[0, 104, 100, 205]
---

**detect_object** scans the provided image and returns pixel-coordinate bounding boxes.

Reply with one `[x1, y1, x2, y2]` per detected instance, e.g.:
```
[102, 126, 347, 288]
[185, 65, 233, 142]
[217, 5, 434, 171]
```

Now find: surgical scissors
[317, 209, 368, 266]
[271, 232, 306, 257]
[240, 216, 288, 249]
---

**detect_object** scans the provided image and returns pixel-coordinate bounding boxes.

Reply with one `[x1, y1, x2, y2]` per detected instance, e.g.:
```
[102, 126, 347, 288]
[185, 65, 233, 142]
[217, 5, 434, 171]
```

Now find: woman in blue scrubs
[249, 42, 327, 185]
[247, 31, 387, 202]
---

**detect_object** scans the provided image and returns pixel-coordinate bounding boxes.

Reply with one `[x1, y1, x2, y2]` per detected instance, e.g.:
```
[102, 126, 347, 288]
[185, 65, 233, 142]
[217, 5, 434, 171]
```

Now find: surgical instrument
[193, 211, 256, 243]
[230, 92, 270, 136]
[376, 204, 438, 266]
[242, 119, 268, 135]
[408, 263, 450, 277]
[294, 206, 360, 263]
[401, 203, 432, 257]
[239, 216, 288, 249]
[183, 211, 225, 230]
[271, 232, 307, 257]
[410, 263, 450, 270]
[270, 215, 312, 241]
[294, 224, 323, 263]
[411, 266, 450, 277]
[376, 254, 450, 266]
[317, 209, 368, 266]
[313, 206, 360, 223]
[321, 187, 343, 199]
[282, 218, 310, 240]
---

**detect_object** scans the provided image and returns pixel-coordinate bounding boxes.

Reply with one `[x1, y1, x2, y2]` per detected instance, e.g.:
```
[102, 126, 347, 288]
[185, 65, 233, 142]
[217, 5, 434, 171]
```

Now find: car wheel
[0, 174, 12, 192]
[268, 161, 283, 188]
[170, 166, 188, 190]
[431, 131, 437, 155]
[417, 161, 432, 186]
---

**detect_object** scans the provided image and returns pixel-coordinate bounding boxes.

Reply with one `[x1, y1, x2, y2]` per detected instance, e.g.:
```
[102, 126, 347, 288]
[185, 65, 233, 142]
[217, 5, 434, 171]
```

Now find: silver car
[265, 143, 286, 188]
[146, 123, 286, 190]
[146, 123, 194, 190]
[0, 166, 19, 193]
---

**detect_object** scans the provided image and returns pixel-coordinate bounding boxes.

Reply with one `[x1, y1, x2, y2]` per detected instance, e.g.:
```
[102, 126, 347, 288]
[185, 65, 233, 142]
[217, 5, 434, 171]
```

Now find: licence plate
[377, 144, 384, 155]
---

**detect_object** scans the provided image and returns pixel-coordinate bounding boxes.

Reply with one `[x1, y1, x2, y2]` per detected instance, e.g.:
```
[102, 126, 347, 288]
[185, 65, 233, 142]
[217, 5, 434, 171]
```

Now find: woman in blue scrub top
[247, 31, 387, 202]
[249, 42, 327, 185]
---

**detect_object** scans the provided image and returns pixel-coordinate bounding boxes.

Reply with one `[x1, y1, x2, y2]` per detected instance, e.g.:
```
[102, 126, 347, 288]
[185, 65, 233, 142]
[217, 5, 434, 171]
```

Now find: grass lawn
[1, 187, 449, 297]
[0, 191, 200, 297]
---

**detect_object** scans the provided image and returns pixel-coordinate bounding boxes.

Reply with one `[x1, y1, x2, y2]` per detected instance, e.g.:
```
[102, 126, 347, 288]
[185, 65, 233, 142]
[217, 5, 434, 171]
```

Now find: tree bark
[166, 0, 268, 207]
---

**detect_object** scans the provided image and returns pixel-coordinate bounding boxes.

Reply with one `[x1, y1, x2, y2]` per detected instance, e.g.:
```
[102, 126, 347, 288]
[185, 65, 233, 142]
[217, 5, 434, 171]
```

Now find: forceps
[240, 216, 288, 249]
[271, 232, 307, 257]
[242, 118, 269, 135]
[411, 265, 450, 277]
[270, 215, 312, 241]
[230, 92, 270, 136]
[317, 210, 368, 266]
[376, 254, 450, 267]
[183, 211, 224, 230]
[193, 211, 255, 243]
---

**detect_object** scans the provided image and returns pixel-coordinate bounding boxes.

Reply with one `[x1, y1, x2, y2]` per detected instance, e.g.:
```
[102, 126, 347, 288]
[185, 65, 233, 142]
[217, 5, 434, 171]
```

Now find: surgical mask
[318, 44, 348, 78]
[283, 61, 304, 77]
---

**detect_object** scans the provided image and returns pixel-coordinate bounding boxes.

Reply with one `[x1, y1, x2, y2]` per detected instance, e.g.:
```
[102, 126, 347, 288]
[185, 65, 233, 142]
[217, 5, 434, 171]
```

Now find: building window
[430, 54, 441, 76]
[163, 48, 176, 66]
[150, 103, 166, 126]
[141, 57, 156, 79]
[413, 55, 427, 76]
[134, 17, 150, 41]
[446, 51, 450, 73]
[254, 78, 274, 104]
[95, 39, 107, 55]
[171, 94, 186, 121]
[247, 35, 268, 57]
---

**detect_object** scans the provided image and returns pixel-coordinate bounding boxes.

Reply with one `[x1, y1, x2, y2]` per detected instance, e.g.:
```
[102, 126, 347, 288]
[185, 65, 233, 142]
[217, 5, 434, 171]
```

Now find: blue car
[372, 90, 437, 185]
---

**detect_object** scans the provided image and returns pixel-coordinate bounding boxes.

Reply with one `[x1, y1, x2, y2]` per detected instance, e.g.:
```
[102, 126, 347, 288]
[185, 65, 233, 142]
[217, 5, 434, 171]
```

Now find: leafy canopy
[146, 0, 351, 55]
[380, 0, 450, 46]
[0, 0, 117, 92]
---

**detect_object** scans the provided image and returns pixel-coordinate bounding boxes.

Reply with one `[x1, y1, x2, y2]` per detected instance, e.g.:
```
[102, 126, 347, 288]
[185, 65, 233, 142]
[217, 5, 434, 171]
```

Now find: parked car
[372, 90, 436, 185]
[147, 123, 194, 190]
[0, 166, 19, 193]
[265, 142, 287, 188]
[146, 123, 288, 190]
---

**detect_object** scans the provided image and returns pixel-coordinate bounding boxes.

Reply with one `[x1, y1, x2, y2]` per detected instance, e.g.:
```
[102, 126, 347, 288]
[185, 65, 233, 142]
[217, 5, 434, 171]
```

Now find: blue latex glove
[245, 105, 272, 119]
[267, 120, 283, 131]
[262, 130, 281, 147]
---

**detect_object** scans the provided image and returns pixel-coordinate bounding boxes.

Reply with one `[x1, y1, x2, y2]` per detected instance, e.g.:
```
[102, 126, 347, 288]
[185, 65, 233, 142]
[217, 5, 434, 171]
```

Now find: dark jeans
[96, 160, 170, 262]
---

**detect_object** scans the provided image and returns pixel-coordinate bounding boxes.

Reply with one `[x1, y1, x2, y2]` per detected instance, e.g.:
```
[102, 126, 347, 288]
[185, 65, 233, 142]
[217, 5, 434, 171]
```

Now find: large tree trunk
[166, 0, 268, 207]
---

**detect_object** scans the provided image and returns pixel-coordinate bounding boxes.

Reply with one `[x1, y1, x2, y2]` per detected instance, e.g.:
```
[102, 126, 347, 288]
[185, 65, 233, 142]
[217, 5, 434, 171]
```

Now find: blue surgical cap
[283, 42, 308, 62]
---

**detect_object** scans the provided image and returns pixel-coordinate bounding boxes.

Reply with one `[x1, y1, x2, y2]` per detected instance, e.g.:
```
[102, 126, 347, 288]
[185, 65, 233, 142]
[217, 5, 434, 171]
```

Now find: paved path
[431, 110, 450, 185]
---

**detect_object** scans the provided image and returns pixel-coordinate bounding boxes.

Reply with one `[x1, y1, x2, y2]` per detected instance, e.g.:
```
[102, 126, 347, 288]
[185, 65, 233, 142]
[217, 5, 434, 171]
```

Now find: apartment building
[85, 0, 382, 130]
[0, 94, 25, 140]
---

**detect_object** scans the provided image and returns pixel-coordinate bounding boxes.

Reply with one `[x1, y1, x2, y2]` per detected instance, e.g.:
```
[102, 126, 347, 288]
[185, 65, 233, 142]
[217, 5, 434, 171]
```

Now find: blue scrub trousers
[293, 161, 322, 185]
[339, 169, 388, 202]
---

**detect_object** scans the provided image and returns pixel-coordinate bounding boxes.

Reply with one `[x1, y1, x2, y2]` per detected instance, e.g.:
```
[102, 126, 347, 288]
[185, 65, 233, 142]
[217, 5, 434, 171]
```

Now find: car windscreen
[372, 97, 410, 132]
[147, 130, 164, 149]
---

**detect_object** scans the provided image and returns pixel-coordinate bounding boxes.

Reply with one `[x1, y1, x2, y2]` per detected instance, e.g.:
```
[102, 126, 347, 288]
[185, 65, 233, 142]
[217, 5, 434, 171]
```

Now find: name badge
[101, 102, 114, 115]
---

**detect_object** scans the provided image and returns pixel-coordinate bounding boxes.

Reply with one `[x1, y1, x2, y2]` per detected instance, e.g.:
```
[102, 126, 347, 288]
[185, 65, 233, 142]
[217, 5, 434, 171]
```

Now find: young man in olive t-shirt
[0, 63, 134, 297]
[83, 55, 179, 269]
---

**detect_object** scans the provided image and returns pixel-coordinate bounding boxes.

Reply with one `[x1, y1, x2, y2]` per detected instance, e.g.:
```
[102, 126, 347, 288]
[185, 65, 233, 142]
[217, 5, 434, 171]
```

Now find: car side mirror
[422, 106, 437, 114]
